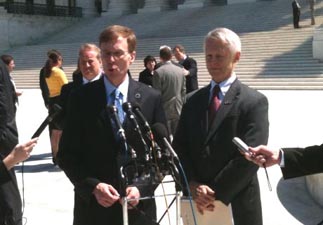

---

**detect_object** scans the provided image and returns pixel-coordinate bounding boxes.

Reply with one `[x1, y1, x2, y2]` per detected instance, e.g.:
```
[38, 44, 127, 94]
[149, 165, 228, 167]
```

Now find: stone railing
[2, 2, 82, 17]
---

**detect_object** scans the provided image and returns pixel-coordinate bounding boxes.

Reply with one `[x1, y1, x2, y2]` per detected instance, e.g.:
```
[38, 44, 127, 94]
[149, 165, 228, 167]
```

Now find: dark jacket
[173, 79, 269, 225]
[57, 76, 167, 225]
[0, 59, 21, 225]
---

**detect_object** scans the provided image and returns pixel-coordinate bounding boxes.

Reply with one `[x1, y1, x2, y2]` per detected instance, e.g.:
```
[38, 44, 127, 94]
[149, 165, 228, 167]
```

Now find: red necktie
[208, 85, 221, 124]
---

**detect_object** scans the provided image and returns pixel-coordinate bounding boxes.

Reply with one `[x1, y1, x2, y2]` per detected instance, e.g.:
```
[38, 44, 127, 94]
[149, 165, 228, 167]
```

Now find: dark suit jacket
[173, 79, 269, 225]
[58, 80, 83, 129]
[282, 145, 323, 179]
[0, 60, 21, 225]
[138, 68, 153, 87]
[181, 56, 198, 94]
[57, 76, 167, 225]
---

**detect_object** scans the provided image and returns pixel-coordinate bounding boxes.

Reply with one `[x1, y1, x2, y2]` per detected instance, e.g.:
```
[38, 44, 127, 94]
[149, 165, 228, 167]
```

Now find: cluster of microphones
[31, 101, 181, 193]
[106, 102, 181, 191]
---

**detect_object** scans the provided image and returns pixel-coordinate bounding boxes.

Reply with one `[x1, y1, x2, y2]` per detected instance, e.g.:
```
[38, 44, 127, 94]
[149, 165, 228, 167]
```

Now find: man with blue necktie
[57, 25, 167, 225]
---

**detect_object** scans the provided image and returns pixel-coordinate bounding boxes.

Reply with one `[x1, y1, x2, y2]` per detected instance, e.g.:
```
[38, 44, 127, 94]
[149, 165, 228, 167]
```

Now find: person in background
[172, 27, 269, 225]
[59, 43, 103, 129]
[43, 50, 68, 164]
[173, 44, 198, 94]
[152, 45, 186, 138]
[0, 58, 20, 225]
[292, 0, 301, 28]
[1, 55, 23, 104]
[57, 25, 167, 225]
[138, 55, 157, 87]
[0, 138, 38, 185]
[308, 0, 315, 25]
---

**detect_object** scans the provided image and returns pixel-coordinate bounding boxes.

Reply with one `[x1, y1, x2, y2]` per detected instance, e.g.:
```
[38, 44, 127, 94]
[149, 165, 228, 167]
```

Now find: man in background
[59, 43, 103, 129]
[173, 44, 198, 94]
[152, 45, 186, 138]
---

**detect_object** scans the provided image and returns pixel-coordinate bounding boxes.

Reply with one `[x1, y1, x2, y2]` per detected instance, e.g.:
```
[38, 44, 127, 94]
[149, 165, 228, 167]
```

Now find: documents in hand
[181, 198, 233, 225]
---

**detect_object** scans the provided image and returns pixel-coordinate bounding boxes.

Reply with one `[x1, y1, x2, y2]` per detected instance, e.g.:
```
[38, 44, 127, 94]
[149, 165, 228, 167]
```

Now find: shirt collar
[210, 72, 237, 100]
[82, 72, 102, 84]
[104, 74, 129, 101]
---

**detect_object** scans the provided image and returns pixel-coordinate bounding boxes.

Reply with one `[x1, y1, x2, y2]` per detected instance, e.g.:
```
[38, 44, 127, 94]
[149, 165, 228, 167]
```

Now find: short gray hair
[204, 28, 241, 54]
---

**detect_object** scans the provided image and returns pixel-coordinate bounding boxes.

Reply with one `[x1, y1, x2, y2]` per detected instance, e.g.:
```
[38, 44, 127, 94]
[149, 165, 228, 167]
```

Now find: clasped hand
[93, 183, 140, 208]
[190, 181, 216, 215]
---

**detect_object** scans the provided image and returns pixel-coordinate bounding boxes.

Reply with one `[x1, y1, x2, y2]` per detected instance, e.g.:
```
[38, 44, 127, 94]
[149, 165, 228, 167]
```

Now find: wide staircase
[5, 0, 323, 90]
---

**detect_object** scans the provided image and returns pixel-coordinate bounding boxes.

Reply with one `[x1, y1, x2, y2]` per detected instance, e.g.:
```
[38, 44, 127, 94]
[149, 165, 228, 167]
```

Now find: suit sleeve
[152, 71, 162, 91]
[0, 157, 11, 185]
[210, 93, 269, 205]
[186, 58, 197, 79]
[281, 144, 323, 179]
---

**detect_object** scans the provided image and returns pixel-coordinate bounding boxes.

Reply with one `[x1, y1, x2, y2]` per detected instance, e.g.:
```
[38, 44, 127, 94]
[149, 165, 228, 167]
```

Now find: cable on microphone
[151, 123, 198, 225]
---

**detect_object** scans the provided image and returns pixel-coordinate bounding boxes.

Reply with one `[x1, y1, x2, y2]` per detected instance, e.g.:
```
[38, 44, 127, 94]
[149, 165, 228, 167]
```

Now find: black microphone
[151, 123, 178, 159]
[132, 103, 152, 136]
[107, 105, 136, 197]
[151, 123, 182, 190]
[122, 102, 150, 162]
[32, 104, 62, 138]
[106, 105, 126, 142]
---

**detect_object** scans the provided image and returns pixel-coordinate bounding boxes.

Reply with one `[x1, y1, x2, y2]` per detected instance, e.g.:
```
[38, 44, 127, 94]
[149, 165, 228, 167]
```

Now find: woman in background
[44, 50, 68, 164]
[138, 55, 157, 87]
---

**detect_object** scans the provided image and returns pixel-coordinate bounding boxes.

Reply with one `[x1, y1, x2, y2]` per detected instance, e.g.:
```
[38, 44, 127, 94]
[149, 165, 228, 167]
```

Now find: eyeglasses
[102, 50, 129, 60]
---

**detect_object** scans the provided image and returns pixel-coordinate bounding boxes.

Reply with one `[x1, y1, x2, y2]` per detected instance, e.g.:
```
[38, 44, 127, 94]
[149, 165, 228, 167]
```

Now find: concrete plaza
[14, 89, 323, 225]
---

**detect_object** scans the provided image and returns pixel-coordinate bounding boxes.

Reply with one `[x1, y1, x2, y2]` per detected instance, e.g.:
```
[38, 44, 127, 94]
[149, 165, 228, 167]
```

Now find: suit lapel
[204, 79, 241, 146]
[127, 78, 144, 106]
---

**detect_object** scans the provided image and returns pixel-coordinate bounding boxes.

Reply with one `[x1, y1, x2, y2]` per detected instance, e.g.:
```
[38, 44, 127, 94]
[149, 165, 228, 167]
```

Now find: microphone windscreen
[122, 102, 132, 112]
[106, 105, 117, 113]
[151, 123, 168, 147]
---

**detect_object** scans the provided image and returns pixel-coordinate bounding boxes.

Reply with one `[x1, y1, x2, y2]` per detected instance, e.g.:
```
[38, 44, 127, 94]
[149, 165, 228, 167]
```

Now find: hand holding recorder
[232, 137, 273, 191]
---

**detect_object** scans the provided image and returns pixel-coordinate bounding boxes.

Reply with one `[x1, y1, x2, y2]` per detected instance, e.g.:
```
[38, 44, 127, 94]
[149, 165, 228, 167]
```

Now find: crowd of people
[0, 23, 322, 225]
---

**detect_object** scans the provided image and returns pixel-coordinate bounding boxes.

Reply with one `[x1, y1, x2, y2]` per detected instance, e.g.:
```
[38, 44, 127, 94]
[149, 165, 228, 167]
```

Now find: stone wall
[0, 12, 79, 51]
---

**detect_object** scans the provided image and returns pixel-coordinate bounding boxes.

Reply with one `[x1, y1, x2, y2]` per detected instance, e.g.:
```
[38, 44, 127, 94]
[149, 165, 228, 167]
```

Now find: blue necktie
[113, 89, 124, 124]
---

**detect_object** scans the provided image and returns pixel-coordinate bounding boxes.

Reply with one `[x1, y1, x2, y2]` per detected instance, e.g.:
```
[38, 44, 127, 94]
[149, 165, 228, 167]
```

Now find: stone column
[178, 0, 204, 9]
[106, 0, 133, 15]
[101, 0, 108, 13]
[313, 27, 323, 62]
[77, 0, 98, 17]
[138, 0, 161, 13]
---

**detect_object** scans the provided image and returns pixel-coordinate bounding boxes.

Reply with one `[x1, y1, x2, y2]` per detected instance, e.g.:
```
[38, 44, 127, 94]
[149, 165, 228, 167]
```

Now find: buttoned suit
[173, 79, 269, 225]
[57, 76, 166, 225]
[281, 145, 323, 179]
[0, 60, 20, 225]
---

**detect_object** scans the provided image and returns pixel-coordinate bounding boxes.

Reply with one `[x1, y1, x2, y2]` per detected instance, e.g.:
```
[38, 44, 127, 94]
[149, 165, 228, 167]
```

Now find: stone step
[4, 0, 323, 90]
